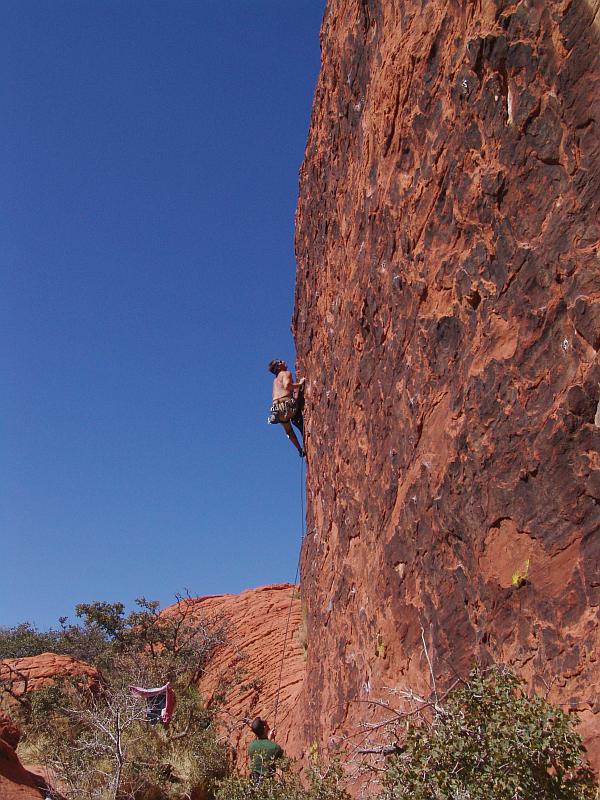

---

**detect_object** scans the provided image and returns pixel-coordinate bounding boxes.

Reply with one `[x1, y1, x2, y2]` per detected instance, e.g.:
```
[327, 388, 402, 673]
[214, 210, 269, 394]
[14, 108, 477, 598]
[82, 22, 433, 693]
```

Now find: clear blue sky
[1, 0, 324, 629]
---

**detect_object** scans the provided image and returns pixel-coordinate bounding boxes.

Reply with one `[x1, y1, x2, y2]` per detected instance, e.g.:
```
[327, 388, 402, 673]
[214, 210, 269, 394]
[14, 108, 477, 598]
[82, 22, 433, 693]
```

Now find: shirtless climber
[267, 359, 306, 457]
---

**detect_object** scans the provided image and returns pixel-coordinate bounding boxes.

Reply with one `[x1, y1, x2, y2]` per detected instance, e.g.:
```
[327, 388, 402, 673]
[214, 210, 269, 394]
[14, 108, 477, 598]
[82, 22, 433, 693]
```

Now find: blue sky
[1, 0, 324, 629]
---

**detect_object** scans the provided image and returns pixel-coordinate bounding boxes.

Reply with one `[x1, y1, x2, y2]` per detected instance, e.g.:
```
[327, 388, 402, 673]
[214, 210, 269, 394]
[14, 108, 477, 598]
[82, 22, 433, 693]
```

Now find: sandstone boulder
[0, 738, 45, 799]
[0, 656, 97, 798]
[0, 652, 100, 700]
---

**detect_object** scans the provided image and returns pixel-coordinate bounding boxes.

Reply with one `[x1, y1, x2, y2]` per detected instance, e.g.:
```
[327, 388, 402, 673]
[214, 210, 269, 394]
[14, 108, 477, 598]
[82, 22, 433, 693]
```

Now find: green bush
[1, 594, 228, 679]
[214, 758, 350, 800]
[0, 622, 65, 659]
[381, 667, 597, 800]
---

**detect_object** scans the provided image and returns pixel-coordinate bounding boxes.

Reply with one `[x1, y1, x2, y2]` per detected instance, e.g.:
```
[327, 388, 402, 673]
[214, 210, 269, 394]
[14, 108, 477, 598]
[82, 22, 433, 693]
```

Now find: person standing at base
[267, 359, 306, 457]
[248, 716, 284, 783]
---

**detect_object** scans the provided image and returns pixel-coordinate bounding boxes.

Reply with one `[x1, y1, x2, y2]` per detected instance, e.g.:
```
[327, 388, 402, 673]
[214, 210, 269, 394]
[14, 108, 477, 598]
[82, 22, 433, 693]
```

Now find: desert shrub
[0, 611, 126, 665]
[64, 594, 228, 680]
[31, 682, 230, 800]
[1, 594, 227, 680]
[381, 667, 597, 800]
[0, 622, 65, 659]
[20, 660, 231, 800]
[3, 593, 230, 800]
[213, 758, 350, 800]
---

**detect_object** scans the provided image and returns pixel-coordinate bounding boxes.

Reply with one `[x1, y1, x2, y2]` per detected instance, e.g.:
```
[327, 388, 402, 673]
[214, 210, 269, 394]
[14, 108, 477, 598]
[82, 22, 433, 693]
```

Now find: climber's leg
[291, 411, 304, 437]
[282, 421, 304, 457]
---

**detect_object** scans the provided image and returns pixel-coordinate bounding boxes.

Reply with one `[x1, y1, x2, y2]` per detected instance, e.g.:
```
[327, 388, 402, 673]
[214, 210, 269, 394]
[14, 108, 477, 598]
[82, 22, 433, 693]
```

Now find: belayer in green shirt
[248, 716, 284, 783]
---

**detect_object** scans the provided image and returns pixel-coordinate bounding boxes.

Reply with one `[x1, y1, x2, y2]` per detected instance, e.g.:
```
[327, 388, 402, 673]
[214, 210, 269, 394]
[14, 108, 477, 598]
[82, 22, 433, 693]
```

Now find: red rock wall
[294, 0, 600, 769]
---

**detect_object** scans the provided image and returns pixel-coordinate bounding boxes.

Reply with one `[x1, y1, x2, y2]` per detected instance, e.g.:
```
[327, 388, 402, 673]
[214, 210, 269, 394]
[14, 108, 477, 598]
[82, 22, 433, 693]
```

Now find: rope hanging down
[272, 456, 306, 731]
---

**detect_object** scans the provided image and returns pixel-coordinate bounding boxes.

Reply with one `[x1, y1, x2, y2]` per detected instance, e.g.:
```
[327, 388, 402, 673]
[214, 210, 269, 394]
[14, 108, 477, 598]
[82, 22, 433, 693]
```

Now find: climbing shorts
[268, 397, 300, 425]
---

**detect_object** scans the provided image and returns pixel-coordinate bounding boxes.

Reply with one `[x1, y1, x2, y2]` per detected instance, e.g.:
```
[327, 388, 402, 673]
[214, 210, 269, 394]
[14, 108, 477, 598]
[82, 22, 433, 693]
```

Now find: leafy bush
[0, 622, 65, 659]
[381, 667, 597, 800]
[1, 594, 227, 679]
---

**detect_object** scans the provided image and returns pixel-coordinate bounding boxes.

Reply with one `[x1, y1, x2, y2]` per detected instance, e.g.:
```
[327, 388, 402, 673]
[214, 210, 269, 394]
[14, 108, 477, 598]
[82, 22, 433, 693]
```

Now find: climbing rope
[272, 455, 306, 731]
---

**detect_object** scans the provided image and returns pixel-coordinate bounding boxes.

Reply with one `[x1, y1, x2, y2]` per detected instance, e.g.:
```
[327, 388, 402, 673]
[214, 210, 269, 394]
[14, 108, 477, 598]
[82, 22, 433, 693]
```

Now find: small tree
[0, 622, 64, 659]
[378, 667, 597, 800]
[69, 593, 228, 683]
[41, 682, 150, 800]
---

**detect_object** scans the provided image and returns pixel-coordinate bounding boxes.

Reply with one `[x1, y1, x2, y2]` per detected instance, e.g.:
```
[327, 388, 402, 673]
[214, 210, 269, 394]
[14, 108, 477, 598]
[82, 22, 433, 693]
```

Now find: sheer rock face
[294, 0, 600, 769]
[192, 584, 305, 764]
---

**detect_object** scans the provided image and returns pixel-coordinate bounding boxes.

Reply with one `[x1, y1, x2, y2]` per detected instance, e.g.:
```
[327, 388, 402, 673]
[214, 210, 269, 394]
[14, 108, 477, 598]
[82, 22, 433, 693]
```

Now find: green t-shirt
[248, 738, 284, 776]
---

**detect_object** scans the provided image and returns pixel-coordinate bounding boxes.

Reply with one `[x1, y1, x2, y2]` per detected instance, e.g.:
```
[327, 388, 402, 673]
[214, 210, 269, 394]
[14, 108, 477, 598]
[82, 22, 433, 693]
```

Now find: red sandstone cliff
[294, 0, 600, 770]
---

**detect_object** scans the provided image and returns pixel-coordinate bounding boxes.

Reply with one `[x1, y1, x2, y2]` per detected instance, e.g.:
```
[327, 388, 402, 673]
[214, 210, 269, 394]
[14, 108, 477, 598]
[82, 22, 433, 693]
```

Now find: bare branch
[356, 745, 404, 756]
[421, 625, 438, 705]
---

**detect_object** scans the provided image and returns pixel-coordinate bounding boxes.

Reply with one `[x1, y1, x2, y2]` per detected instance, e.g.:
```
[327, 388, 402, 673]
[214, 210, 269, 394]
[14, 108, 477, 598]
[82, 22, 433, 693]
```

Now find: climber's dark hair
[250, 717, 267, 737]
[268, 359, 284, 375]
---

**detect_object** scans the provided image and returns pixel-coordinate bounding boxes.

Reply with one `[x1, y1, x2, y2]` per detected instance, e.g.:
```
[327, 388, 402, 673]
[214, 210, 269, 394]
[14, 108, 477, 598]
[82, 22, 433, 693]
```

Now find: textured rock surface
[0, 741, 45, 800]
[0, 712, 21, 750]
[0, 652, 100, 698]
[190, 584, 305, 765]
[0, 714, 45, 800]
[294, 0, 600, 770]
